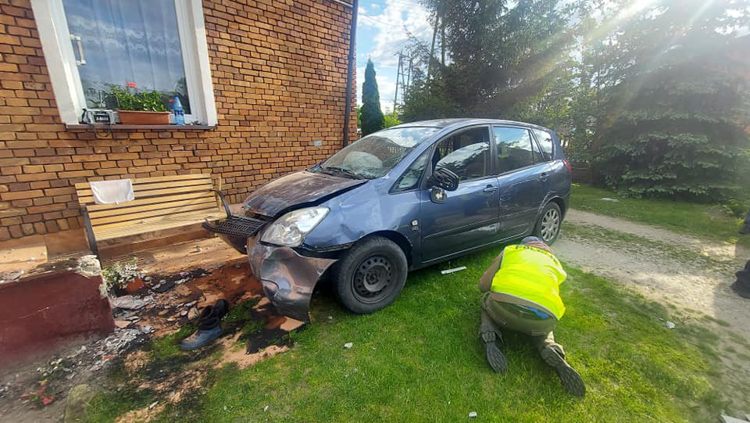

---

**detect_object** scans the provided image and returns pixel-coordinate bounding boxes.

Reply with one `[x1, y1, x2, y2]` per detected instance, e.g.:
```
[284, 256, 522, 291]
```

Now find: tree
[361, 59, 384, 136]
[383, 112, 401, 128]
[403, 0, 576, 120]
[595, 0, 749, 201]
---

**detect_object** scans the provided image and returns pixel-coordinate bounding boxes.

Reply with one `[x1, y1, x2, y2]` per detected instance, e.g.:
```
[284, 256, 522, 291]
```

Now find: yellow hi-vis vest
[490, 244, 567, 319]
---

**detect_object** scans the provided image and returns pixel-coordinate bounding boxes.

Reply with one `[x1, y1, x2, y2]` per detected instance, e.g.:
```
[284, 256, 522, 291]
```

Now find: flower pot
[124, 277, 146, 294]
[118, 110, 170, 125]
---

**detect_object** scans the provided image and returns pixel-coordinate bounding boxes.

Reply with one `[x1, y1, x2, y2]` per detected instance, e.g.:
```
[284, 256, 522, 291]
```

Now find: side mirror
[427, 167, 459, 192]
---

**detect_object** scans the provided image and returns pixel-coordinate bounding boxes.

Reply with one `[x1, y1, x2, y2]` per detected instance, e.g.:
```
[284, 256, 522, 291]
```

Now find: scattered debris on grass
[665, 321, 676, 329]
[441, 266, 467, 275]
[469, 411, 477, 418]
[344, 342, 354, 349]
[0, 259, 306, 421]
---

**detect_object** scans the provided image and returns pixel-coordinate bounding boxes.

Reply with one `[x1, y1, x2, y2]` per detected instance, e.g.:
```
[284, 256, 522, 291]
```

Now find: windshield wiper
[320, 166, 365, 179]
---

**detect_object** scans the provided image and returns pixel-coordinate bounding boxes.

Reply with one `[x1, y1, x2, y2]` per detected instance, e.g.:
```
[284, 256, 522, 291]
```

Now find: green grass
[87, 247, 741, 423]
[571, 184, 749, 247]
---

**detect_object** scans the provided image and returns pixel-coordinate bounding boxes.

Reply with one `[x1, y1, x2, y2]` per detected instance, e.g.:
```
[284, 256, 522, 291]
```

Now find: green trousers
[480, 292, 564, 356]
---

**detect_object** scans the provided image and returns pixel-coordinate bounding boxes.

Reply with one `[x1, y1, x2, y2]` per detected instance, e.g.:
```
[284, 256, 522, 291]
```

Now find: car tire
[333, 236, 408, 314]
[534, 202, 562, 245]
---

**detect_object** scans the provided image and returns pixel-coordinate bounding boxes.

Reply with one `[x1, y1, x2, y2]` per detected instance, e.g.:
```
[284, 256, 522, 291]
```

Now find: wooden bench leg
[81, 207, 99, 259]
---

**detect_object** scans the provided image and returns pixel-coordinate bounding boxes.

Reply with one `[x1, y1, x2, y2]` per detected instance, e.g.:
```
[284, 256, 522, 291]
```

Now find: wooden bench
[75, 174, 230, 257]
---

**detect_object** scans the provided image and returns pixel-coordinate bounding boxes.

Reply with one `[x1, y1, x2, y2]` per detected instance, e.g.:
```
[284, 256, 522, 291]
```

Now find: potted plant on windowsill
[110, 86, 170, 125]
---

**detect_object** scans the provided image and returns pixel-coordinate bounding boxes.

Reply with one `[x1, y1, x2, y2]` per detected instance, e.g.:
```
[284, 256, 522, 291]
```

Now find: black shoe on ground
[480, 330, 508, 373]
[732, 281, 750, 299]
[211, 299, 229, 319]
[541, 347, 586, 397]
[179, 317, 223, 351]
[740, 225, 750, 235]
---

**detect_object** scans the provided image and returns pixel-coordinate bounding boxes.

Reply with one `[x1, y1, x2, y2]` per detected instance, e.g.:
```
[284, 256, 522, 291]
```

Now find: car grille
[202, 215, 266, 238]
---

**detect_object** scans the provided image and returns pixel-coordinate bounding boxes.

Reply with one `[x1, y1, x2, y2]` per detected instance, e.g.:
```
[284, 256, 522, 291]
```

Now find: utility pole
[440, 12, 445, 65]
[405, 56, 413, 93]
[393, 50, 403, 113]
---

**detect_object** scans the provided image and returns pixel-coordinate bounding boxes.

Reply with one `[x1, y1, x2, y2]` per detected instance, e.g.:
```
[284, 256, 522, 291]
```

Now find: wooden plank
[77, 183, 214, 205]
[74, 173, 210, 190]
[93, 210, 223, 240]
[88, 197, 216, 220]
[76, 178, 210, 199]
[84, 192, 213, 212]
[90, 202, 218, 226]
[94, 208, 222, 233]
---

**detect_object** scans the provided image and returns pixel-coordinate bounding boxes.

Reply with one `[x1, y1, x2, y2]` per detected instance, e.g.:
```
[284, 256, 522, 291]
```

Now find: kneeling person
[478, 237, 585, 397]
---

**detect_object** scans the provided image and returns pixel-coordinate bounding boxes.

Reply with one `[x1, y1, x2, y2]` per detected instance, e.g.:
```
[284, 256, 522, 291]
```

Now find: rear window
[533, 129, 555, 161]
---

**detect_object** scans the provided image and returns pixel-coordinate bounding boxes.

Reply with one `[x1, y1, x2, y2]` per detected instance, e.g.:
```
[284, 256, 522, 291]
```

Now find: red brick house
[0, 0, 357, 251]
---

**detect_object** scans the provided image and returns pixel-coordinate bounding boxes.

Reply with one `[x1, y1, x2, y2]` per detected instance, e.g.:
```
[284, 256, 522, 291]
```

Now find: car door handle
[483, 185, 497, 193]
[540, 172, 549, 181]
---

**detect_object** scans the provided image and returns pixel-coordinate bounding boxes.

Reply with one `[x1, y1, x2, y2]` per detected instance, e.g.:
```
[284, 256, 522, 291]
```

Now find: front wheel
[333, 237, 408, 314]
[534, 202, 562, 244]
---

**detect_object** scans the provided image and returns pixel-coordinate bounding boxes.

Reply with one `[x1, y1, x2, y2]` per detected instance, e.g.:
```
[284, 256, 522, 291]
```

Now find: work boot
[480, 329, 507, 373]
[210, 299, 229, 319]
[541, 346, 586, 397]
[733, 261, 750, 299]
[179, 317, 222, 351]
[193, 299, 229, 322]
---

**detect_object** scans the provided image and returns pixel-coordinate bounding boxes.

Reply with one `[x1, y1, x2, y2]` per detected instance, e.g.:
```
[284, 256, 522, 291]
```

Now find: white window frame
[31, 0, 217, 126]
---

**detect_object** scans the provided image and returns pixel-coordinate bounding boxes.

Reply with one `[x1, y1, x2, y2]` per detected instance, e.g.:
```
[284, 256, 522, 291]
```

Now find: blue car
[207, 119, 571, 321]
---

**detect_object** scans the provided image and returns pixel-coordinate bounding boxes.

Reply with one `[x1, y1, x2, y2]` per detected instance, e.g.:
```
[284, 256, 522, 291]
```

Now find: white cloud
[359, 0, 432, 68]
[358, 0, 432, 109]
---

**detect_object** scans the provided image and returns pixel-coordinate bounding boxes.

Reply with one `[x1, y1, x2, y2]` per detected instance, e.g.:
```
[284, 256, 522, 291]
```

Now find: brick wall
[0, 0, 357, 240]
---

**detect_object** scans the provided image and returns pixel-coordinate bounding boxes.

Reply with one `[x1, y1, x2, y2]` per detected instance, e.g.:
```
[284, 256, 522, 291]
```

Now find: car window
[494, 127, 536, 173]
[531, 136, 545, 163]
[393, 149, 429, 192]
[532, 129, 554, 161]
[318, 126, 440, 179]
[432, 127, 491, 181]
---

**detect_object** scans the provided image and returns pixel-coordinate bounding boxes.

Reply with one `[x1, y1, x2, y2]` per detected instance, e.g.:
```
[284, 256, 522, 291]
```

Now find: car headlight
[260, 207, 329, 247]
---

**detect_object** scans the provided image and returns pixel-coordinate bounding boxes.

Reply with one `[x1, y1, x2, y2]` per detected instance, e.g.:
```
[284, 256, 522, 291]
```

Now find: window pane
[394, 149, 429, 191]
[531, 136, 545, 163]
[533, 129, 554, 161]
[494, 127, 534, 173]
[63, 0, 190, 113]
[433, 127, 491, 181]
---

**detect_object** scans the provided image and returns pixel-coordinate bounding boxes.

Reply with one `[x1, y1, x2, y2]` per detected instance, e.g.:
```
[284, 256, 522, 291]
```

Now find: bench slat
[90, 201, 219, 226]
[77, 183, 214, 205]
[76, 179, 212, 202]
[93, 210, 224, 240]
[74, 173, 210, 189]
[88, 197, 216, 220]
[84, 192, 214, 213]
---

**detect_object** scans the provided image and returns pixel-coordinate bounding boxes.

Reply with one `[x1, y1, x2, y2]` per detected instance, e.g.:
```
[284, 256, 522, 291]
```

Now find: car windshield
[316, 127, 440, 179]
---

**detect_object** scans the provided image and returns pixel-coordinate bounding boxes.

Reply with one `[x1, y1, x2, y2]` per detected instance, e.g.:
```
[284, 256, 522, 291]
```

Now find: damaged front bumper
[203, 213, 337, 321]
[247, 237, 336, 322]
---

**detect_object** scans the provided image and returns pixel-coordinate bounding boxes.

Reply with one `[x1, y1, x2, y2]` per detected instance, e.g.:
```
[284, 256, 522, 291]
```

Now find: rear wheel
[333, 237, 408, 314]
[534, 202, 562, 244]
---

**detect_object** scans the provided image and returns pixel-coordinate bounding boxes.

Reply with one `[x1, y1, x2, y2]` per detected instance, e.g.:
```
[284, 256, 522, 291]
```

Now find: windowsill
[65, 124, 216, 132]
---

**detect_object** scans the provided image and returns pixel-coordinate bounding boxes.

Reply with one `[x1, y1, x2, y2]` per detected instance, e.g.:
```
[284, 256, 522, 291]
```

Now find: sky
[356, 0, 432, 112]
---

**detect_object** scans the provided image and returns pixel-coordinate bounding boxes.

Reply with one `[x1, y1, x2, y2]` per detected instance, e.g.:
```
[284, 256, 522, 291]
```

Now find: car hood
[242, 171, 367, 218]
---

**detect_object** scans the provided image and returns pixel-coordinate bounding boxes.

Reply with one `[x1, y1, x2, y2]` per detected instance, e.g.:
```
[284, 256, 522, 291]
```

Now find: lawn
[571, 184, 749, 247]
[86, 245, 740, 422]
